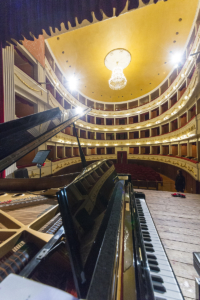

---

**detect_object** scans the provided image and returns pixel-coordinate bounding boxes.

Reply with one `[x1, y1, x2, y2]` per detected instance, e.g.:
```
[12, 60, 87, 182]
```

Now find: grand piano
[0, 108, 184, 300]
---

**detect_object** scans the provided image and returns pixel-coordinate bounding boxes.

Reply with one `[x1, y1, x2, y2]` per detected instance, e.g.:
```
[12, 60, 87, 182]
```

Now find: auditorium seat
[114, 163, 162, 182]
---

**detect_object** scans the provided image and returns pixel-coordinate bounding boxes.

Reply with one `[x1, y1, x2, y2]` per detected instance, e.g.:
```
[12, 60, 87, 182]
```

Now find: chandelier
[109, 66, 127, 90]
[105, 49, 131, 91]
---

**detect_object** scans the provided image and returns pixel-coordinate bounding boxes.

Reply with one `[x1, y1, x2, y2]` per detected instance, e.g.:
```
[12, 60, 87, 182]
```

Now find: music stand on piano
[32, 150, 50, 178]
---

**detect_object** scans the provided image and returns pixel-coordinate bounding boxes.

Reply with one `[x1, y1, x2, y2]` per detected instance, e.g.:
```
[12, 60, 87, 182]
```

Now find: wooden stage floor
[135, 189, 200, 300]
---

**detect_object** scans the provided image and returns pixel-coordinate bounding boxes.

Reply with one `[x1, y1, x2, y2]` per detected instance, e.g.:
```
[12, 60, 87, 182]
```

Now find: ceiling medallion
[105, 49, 131, 90]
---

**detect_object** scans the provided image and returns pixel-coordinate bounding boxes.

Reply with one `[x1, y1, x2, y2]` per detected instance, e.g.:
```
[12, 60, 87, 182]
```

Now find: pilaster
[2, 45, 16, 177]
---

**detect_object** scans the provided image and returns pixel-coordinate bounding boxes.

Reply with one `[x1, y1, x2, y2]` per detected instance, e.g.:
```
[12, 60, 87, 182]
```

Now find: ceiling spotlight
[171, 52, 182, 65]
[75, 107, 83, 114]
[68, 76, 78, 91]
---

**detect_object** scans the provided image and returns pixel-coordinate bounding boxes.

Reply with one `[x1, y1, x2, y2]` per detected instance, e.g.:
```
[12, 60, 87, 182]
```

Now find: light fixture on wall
[105, 49, 131, 90]
[75, 107, 83, 114]
[68, 76, 78, 91]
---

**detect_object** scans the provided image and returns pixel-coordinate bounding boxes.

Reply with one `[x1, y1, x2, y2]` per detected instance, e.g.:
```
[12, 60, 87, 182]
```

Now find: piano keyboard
[135, 197, 184, 300]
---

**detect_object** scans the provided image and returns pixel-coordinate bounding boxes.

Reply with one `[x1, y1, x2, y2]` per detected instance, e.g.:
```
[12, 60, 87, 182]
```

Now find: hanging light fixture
[105, 49, 131, 91]
[109, 66, 127, 90]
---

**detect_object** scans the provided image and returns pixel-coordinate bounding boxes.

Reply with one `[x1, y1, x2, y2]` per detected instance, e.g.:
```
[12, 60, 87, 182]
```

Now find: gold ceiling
[48, 0, 199, 103]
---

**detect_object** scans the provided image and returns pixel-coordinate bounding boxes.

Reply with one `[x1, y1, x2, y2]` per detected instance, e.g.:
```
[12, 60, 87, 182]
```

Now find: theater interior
[1, 0, 200, 299]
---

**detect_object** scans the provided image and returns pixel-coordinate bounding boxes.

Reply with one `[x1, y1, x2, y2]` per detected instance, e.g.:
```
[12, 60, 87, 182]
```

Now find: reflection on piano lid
[0, 107, 90, 172]
[57, 159, 119, 298]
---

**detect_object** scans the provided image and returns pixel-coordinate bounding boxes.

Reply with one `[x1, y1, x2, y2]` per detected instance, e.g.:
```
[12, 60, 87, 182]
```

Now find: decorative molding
[128, 154, 199, 180]
[14, 73, 43, 95]
[51, 116, 197, 147]
[26, 153, 199, 180]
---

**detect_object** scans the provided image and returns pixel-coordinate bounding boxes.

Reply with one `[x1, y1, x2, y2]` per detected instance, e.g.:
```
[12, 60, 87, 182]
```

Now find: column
[85, 147, 89, 156]
[177, 90, 180, 101]
[62, 146, 65, 158]
[64, 146, 67, 158]
[158, 105, 161, 115]
[37, 62, 46, 89]
[2, 45, 16, 177]
[197, 99, 200, 115]
[3, 46, 15, 123]
[138, 114, 141, 122]
[54, 86, 56, 98]
[187, 110, 191, 123]
[160, 145, 163, 155]
[38, 143, 47, 152]
[71, 146, 74, 156]
[177, 116, 181, 129]
[104, 147, 107, 155]
[150, 146, 153, 154]
[187, 141, 190, 157]
[189, 142, 193, 157]
[169, 122, 172, 132]
[139, 146, 141, 154]
[196, 141, 200, 162]
[114, 132, 116, 140]
[169, 144, 172, 155]
[186, 77, 190, 87]
[178, 143, 181, 156]
[37, 101, 45, 113]
[61, 97, 64, 108]
[54, 144, 58, 160]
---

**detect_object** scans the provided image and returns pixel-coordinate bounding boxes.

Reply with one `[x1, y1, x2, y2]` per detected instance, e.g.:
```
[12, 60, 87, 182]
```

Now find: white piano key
[152, 273, 178, 285]
[154, 288, 183, 300]
[135, 197, 184, 300]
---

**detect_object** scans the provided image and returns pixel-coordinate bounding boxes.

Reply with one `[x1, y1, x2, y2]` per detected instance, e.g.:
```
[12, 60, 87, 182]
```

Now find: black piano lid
[56, 160, 119, 298]
[0, 108, 60, 139]
[0, 107, 90, 172]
